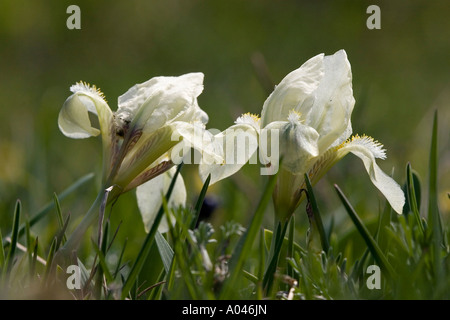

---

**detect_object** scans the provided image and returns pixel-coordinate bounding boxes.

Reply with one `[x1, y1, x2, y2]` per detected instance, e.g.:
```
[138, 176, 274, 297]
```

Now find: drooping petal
[58, 82, 113, 139]
[261, 53, 324, 127]
[198, 122, 259, 185]
[58, 94, 101, 138]
[136, 167, 186, 233]
[117, 73, 204, 134]
[59, 82, 114, 181]
[337, 135, 405, 214]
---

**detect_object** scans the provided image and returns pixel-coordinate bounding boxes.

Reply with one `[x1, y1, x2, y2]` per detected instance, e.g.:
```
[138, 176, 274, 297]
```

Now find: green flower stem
[56, 188, 109, 264]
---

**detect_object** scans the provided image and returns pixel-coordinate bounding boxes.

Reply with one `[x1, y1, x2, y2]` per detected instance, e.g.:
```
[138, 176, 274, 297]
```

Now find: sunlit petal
[117, 73, 204, 134]
[261, 53, 324, 127]
[198, 123, 259, 185]
[337, 135, 405, 214]
[58, 82, 113, 139]
[170, 121, 224, 167]
[305, 49, 355, 153]
[136, 167, 186, 233]
[264, 114, 319, 174]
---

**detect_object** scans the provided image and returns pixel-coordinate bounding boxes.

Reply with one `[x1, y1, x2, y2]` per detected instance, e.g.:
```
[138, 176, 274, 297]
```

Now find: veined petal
[123, 158, 174, 193]
[337, 135, 405, 214]
[136, 167, 186, 233]
[117, 73, 204, 134]
[58, 82, 113, 139]
[261, 53, 324, 127]
[114, 125, 177, 188]
[198, 123, 259, 185]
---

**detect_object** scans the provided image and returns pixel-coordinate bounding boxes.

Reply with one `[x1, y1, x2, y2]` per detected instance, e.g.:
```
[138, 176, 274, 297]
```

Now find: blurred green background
[1, 1, 449, 261]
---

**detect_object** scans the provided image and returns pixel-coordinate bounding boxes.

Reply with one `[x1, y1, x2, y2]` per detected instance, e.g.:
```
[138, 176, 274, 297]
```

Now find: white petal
[169, 121, 224, 167]
[58, 94, 101, 138]
[136, 168, 186, 233]
[260, 50, 355, 154]
[58, 82, 113, 140]
[337, 136, 405, 214]
[264, 119, 319, 174]
[261, 53, 324, 126]
[305, 49, 355, 153]
[198, 123, 259, 185]
[235, 113, 261, 132]
[171, 100, 209, 125]
[117, 73, 204, 133]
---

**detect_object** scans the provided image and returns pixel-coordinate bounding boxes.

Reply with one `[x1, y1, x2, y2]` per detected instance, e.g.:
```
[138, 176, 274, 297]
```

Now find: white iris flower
[58, 73, 221, 233]
[200, 50, 405, 220]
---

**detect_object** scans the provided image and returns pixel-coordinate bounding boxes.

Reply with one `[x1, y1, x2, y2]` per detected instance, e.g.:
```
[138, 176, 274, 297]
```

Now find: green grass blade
[428, 110, 441, 233]
[147, 268, 166, 300]
[120, 163, 183, 300]
[334, 184, 395, 279]
[155, 231, 174, 274]
[165, 205, 201, 299]
[255, 230, 265, 299]
[1, 173, 95, 250]
[406, 163, 425, 235]
[3, 200, 21, 277]
[91, 240, 113, 283]
[190, 174, 211, 230]
[113, 238, 127, 279]
[243, 269, 259, 283]
[0, 228, 5, 269]
[53, 192, 67, 244]
[43, 237, 57, 283]
[304, 173, 330, 253]
[263, 228, 306, 255]
[24, 219, 33, 273]
[94, 220, 110, 299]
[287, 216, 295, 279]
[219, 171, 279, 299]
[428, 110, 443, 282]
[30, 237, 38, 279]
[55, 214, 71, 252]
[262, 221, 288, 292]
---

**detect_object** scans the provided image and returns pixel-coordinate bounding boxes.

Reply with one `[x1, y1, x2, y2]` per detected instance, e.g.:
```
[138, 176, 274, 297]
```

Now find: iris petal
[198, 123, 259, 185]
[136, 167, 186, 233]
[337, 136, 405, 214]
